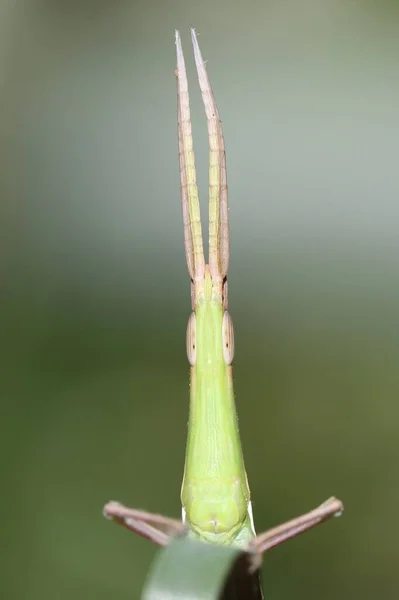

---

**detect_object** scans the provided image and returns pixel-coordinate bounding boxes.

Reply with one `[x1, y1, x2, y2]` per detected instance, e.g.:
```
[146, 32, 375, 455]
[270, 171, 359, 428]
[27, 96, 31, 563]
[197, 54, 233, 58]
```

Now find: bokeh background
[1, 1, 398, 598]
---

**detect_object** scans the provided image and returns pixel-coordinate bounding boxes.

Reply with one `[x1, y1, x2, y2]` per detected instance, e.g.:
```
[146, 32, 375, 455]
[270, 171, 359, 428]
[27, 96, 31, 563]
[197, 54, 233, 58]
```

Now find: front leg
[103, 501, 185, 546]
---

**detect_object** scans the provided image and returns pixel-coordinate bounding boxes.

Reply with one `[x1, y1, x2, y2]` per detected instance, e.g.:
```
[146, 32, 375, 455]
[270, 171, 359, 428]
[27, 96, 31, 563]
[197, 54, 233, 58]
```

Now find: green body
[175, 28, 254, 549]
[181, 269, 253, 546]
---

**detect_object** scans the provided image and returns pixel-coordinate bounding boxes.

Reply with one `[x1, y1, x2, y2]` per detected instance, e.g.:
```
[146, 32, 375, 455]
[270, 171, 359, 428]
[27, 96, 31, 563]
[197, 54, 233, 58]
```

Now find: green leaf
[142, 536, 264, 600]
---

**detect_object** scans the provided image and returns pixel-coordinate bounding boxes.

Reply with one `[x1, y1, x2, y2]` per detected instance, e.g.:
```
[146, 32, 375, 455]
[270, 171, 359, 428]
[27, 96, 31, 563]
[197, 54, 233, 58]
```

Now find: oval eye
[186, 312, 197, 366]
[222, 311, 235, 365]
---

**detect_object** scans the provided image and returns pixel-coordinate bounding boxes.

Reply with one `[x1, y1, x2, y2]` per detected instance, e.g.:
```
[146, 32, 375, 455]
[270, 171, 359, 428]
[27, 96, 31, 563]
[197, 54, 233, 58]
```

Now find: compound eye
[186, 312, 197, 366]
[222, 311, 235, 365]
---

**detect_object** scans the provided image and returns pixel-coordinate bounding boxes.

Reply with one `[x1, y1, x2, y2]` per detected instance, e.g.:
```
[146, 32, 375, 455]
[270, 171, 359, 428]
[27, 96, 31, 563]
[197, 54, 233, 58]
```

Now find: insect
[104, 28, 343, 597]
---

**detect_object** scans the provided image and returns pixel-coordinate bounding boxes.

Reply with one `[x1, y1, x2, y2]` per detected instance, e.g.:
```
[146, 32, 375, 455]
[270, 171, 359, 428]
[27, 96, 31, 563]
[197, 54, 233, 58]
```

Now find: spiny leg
[251, 496, 344, 557]
[103, 501, 185, 547]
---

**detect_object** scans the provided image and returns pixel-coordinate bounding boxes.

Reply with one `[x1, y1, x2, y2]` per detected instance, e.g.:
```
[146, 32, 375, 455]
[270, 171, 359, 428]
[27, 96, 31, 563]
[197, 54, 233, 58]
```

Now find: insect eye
[186, 312, 197, 366]
[222, 311, 235, 365]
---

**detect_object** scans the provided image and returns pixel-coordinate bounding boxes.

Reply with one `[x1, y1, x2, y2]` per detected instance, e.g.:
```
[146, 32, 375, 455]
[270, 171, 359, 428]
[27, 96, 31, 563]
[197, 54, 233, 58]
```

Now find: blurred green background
[1, 1, 398, 598]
